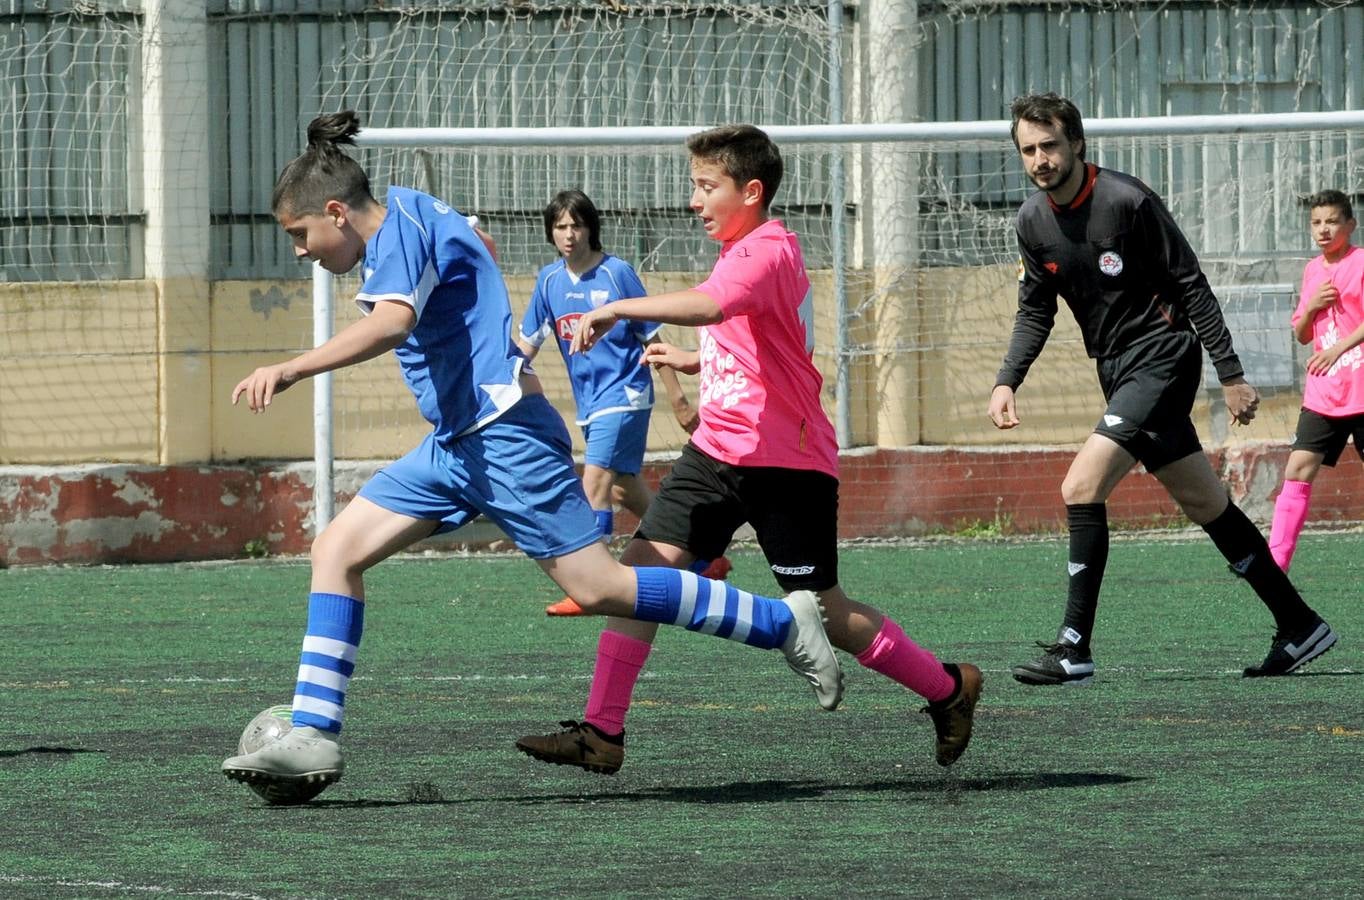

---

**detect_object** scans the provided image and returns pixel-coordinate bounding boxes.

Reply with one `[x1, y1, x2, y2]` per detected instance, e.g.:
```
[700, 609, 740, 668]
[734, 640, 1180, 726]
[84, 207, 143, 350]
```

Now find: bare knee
[311, 528, 364, 582]
[1173, 488, 1229, 526]
[1061, 471, 1105, 505]
[1284, 452, 1324, 483]
[554, 557, 639, 616]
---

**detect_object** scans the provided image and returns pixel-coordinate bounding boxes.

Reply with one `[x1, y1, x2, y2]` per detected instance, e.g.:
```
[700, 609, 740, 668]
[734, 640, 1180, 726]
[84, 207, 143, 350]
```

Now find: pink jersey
[1293, 244, 1364, 416]
[690, 219, 839, 478]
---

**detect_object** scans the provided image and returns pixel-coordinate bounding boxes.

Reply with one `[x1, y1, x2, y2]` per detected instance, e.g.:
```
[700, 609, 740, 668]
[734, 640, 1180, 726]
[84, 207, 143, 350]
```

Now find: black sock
[1061, 503, 1108, 652]
[1202, 503, 1316, 633]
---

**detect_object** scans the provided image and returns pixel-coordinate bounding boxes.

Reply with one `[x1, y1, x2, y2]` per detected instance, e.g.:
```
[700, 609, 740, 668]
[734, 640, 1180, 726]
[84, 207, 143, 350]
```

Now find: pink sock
[855, 617, 955, 702]
[583, 630, 653, 736]
[1268, 480, 1312, 572]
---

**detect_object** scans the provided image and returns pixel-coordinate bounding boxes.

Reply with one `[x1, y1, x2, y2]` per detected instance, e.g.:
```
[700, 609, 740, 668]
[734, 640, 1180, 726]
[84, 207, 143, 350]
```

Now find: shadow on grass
[291, 771, 1140, 809]
[1151, 669, 1360, 683]
[514, 772, 1143, 805]
[0, 746, 104, 759]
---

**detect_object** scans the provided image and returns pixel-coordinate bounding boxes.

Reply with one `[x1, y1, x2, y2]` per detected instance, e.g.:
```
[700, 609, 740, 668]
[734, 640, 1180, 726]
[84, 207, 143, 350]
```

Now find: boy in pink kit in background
[1269, 189, 1364, 571]
[515, 124, 982, 775]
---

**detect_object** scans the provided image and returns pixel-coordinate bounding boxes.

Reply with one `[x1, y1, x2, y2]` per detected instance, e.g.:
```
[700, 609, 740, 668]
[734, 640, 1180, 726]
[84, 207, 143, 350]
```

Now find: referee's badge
[1016, 257, 1026, 282]
[1099, 250, 1123, 276]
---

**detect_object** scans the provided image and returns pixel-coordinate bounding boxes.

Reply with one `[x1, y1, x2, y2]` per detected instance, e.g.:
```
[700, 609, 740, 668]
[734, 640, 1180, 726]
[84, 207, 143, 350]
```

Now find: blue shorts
[582, 408, 651, 475]
[357, 393, 601, 560]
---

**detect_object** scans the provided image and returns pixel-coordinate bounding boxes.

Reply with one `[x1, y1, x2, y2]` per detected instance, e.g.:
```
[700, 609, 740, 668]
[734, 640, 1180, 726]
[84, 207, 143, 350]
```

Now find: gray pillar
[143, 0, 212, 463]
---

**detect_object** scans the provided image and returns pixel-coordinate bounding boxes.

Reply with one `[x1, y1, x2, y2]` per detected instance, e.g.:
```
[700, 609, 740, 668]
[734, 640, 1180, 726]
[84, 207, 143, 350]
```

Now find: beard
[1030, 156, 1078, 193]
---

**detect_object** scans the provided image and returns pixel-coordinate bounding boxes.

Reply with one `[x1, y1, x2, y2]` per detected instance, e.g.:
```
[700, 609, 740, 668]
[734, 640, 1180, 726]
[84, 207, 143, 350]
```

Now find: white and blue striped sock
[291, 592, 364, 735]
[631, 567, 793, 649]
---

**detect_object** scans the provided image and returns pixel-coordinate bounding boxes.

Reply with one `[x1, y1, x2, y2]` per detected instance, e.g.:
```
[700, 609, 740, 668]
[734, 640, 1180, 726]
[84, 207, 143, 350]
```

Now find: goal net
[6, 0, 1364, 538]
[319, 124, 1364, 468]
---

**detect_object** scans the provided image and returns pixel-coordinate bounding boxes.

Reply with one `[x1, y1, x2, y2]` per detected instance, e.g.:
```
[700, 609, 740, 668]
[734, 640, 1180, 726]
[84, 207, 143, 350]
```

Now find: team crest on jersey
[590, 289, 610, 307]
[1098, 250, 1123, 276]
[555, 312, 584, 341]
[432, 200, 451, 215]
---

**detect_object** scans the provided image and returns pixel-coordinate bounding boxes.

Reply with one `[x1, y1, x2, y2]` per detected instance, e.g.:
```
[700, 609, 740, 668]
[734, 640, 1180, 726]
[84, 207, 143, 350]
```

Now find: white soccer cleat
[222, 725, 344, 798]
[778, 590, 845, 711]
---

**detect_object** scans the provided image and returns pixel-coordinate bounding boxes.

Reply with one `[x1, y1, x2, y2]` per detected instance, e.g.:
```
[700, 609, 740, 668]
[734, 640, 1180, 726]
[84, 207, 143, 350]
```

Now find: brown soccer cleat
[515, 720, 625, 775]
[921, 663, 983, 767]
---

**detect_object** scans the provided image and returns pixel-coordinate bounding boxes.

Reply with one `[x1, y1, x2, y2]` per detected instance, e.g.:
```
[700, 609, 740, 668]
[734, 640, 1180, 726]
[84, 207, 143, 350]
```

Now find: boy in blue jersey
[517, 190, 679, 542]
[518, 191, 730, 611]
[219, 111, 844, 801]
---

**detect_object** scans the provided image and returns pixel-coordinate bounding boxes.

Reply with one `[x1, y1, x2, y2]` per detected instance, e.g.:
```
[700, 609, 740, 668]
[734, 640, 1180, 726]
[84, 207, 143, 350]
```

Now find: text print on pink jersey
[699, 331, 750, 410]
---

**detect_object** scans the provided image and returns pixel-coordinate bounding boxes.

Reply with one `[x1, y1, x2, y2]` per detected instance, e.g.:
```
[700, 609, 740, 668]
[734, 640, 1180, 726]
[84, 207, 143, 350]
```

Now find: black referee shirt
[996, 163, 1244, 391]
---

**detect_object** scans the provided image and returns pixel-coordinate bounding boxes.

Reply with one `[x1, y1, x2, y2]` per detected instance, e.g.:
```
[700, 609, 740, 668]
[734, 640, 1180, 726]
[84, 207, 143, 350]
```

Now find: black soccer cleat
[1012, 641, 1095, 685]
[1243, 617, 1337, 677]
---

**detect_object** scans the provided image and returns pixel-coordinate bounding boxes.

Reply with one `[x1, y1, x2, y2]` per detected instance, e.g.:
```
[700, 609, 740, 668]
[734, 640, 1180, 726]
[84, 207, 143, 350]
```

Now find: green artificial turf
[1, 536, 1360, 898]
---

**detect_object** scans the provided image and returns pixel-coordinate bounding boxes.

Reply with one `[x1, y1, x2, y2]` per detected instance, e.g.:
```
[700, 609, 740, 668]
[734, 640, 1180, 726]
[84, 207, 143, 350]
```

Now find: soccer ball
[238, 704, 293, 755]
[236, 705, 331, 806]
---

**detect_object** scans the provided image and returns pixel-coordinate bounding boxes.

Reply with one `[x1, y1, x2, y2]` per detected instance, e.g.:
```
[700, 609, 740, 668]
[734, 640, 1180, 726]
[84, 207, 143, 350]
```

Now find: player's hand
[232, 363, 299, 413]
[1306, 346, 1344, 376]
[988, 384, 1020, 429]
[642, 342, 702, 375]
[569, 305, 619, 354]
[1222, 378, 1260, 427]
[1310, 282, 1340, 313]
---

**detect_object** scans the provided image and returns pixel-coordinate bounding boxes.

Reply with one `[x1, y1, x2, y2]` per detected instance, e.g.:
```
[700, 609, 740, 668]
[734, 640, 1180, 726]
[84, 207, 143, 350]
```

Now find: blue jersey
[357, 187, 524, 445]
[520, 254, 660, 425]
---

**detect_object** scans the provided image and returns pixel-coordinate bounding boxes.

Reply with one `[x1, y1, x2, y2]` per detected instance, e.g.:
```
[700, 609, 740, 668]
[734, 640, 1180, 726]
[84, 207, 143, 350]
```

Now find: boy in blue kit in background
[517, 189, 663, 540]
[219, 111, 843, 800]
[517, 191, 730, 615]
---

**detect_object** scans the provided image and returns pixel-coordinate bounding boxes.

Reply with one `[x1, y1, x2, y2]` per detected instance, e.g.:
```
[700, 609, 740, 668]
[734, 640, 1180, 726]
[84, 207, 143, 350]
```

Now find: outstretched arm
[232, 300, 415, 412]
[572, 290, 721, 354]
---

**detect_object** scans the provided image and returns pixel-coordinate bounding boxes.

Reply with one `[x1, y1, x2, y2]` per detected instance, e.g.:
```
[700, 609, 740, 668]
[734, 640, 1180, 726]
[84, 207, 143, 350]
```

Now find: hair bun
[306, 110, 362, 151]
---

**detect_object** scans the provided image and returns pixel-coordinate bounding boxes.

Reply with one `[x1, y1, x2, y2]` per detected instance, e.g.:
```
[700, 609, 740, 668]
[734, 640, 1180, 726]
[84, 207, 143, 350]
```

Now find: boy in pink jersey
[1269, 189, 1364, 570]
[516, 124, 982, 775]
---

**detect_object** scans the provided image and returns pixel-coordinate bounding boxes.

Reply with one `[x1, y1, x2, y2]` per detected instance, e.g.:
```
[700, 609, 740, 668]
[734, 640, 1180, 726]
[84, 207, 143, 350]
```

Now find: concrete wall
[0, 266, 1327, 566]
[6, 442, 1361, 567]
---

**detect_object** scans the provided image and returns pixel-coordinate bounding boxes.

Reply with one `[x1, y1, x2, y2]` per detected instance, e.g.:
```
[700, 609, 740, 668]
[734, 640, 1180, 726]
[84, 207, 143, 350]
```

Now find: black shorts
[635, 443, 839, 593]
[1291, 407, 1364, 467]
[1094, 330, 1204, 472]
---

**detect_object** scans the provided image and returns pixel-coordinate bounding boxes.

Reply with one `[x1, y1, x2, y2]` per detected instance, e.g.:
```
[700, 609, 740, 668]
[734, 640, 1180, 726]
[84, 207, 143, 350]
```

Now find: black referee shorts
[1291, 407, 1364, 467]
[635, 443, 840, 593]
[1094, 330, 1204, 472]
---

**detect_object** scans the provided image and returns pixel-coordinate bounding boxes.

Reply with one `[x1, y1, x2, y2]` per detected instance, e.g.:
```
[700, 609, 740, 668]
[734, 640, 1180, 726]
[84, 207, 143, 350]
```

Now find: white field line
[0, 873, 302, 900]
[0, 672, 642, 689]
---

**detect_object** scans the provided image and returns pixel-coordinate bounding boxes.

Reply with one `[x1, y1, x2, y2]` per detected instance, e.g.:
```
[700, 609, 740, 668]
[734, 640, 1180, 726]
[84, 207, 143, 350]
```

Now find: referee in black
[989, 92, 1335, 684]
